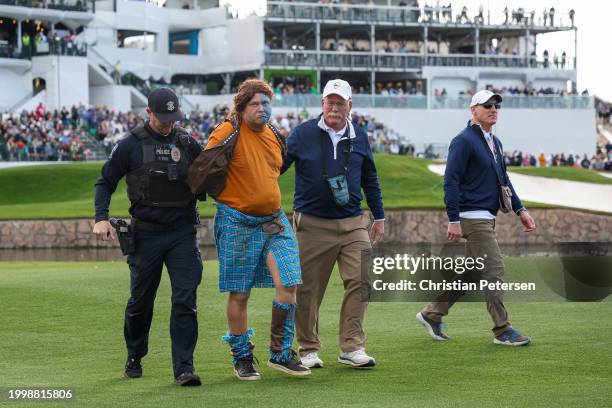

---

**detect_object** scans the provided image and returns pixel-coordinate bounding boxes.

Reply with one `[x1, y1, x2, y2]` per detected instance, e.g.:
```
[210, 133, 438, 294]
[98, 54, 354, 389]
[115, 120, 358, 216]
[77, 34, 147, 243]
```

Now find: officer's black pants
[124, 224, 203, 377]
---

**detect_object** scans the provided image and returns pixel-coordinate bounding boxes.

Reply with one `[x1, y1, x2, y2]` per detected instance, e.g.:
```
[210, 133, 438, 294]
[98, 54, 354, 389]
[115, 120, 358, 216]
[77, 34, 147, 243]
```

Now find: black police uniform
[94, 121, 204, 378]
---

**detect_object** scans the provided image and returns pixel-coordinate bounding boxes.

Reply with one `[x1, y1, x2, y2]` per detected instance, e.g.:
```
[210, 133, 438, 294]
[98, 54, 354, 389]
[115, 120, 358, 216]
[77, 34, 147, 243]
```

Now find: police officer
[93, 88, 204, 386]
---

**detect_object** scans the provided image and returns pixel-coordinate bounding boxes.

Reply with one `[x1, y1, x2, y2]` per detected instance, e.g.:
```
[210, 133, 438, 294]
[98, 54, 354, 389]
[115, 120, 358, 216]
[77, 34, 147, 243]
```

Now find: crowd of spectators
[272, 82, 318, 95]
[9, 28, 86, 60]
[503, 147, 612, 172]
[264, 81, 581, 98]
[0, 104, 93, 162]
[274, 109, 413, 155]
[31, 0, 87, 11]
[270, 2, 574, 28]
[484, 85, 576, 96]
[0, 103, 414, 161]
[5, 102, 608, 172]
[376, 80, 425, 95]
[454, 86, 586, 98]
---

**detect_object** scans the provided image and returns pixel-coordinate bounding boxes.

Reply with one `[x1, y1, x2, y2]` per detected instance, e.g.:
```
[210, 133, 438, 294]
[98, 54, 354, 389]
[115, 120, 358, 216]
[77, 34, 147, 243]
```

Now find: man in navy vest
[417, 89, 536, 346]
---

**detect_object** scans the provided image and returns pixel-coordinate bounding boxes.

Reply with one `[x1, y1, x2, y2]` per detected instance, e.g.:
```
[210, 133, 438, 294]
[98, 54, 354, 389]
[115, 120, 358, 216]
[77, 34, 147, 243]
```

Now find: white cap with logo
[470, 90, 503, 107]
[322, 79, 352, 100]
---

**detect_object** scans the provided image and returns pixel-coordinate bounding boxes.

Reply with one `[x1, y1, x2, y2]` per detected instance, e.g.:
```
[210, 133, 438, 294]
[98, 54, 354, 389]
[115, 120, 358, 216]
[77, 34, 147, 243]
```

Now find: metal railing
[272, 94, 428, 109]
[0, 0, 93, 11]
[1, 40, 87, 60]
[266, 1, 576, 28]
[0, 42, 20, 59]
[269, 94, 592, 110]
[431, 95, 593, 109]
[265, 50, 571, 70]
[320, 51, 371, 69]
[375, 53, 423, 70]
[265, 50, 319, 68]
[267, 1, 422, 24]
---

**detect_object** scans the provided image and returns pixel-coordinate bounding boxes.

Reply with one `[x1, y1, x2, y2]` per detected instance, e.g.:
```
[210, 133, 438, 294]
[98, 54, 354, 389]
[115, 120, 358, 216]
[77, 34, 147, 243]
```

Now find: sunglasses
[480, 103, 501, 110]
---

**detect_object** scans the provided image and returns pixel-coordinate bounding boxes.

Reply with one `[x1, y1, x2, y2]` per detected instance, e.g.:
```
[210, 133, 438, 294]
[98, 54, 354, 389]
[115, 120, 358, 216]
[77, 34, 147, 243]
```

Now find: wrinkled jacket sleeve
[281, 127, 299, 175]
[444, 136, 470, 222]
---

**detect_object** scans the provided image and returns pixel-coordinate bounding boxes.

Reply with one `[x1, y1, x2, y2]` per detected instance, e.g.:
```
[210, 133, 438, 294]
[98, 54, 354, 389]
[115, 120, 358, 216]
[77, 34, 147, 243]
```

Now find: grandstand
[0, 103, 416, 162]
[0, 0, 597, 156]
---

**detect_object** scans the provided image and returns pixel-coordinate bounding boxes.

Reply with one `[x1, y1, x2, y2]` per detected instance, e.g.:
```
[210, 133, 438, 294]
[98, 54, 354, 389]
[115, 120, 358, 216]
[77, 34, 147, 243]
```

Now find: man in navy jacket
[416, 90, 536, 346]
[281, 79, 384, 368]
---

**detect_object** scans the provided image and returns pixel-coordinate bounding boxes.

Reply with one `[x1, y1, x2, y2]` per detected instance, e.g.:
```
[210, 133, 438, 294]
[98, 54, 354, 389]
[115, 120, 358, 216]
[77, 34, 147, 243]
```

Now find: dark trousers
[124, 225, 203, 377]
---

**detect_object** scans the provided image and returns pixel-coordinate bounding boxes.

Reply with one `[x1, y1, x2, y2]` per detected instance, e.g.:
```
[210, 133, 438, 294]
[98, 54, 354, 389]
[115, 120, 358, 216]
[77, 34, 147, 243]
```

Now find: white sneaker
[300, 352, 324, 368]
[338, 349, 376, 368]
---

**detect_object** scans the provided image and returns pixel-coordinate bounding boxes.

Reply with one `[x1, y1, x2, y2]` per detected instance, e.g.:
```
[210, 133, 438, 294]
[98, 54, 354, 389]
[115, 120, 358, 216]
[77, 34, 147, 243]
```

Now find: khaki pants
[294, 212, 371, 355]
[421, 218, 510, 336]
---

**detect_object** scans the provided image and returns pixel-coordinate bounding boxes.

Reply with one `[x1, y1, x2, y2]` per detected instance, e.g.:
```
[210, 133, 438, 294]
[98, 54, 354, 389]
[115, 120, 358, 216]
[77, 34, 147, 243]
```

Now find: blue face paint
[258, 93, 272, 124]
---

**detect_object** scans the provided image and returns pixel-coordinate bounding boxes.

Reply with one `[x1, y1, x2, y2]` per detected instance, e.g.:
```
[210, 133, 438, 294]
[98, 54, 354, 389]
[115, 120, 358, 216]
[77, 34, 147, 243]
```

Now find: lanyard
[475, 128, 509, 186]
[319, 129, 352, 179]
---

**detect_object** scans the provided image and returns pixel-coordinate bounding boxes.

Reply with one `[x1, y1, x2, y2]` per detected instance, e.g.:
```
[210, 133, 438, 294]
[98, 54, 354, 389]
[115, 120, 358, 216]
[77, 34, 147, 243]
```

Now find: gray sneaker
[416, 312, 450, 340]
[493, 328, 531, 346]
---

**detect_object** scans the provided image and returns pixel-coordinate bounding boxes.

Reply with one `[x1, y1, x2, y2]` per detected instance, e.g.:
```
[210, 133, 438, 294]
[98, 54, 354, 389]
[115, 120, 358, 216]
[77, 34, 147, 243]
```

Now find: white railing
[270, 94, 592, 110]
[265, 50, 574, 70]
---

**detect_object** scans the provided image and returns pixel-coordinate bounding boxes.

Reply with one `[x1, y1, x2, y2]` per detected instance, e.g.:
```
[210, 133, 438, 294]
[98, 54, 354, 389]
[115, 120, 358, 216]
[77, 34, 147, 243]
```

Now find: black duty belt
[131, 218, 192, 232]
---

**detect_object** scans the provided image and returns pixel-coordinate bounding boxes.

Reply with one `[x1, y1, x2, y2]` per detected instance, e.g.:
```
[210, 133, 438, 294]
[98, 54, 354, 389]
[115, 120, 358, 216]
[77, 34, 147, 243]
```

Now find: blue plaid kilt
[214, 203, 302, 293]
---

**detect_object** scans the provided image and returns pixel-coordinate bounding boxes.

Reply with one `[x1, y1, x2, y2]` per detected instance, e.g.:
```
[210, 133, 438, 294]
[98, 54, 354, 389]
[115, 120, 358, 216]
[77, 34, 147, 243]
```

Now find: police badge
[171, 146, 181, 162]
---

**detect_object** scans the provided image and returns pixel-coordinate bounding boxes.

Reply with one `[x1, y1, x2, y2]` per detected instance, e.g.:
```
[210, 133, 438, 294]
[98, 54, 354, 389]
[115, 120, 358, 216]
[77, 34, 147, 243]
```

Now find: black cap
[147, 87, 183, 123]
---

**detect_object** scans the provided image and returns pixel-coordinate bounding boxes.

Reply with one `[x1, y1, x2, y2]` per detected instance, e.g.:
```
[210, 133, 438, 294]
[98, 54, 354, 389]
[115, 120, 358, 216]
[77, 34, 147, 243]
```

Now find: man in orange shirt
[207, 79, 310, 380]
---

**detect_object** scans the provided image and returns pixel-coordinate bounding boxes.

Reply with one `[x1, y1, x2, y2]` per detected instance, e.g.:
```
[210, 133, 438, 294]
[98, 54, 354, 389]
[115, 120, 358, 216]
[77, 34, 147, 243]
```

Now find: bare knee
[275, 285, 297, 304]
[229, 291, 250, 305]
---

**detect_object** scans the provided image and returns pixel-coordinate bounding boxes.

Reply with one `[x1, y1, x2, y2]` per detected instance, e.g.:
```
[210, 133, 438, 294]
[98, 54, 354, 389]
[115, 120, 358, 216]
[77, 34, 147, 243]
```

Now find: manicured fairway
[0, 261, 610, 407]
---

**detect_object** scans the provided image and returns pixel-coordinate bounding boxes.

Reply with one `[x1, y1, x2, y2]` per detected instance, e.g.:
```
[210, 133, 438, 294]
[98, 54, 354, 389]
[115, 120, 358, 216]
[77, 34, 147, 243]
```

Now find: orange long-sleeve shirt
[205, 121, 282, 216]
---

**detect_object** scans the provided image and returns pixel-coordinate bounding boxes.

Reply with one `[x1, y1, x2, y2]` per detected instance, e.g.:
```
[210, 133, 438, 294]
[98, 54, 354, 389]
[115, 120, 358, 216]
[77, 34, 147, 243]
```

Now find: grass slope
[2, 157, 607, 220]
[509, 166, 612, 185]
[0, 261, 610, 408]
[0, 156, 445, 220]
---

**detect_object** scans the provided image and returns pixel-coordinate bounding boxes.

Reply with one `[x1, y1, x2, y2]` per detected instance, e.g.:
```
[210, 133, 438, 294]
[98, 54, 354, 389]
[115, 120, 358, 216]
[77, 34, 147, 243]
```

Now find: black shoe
[174, 372, 202, 386]
[416, 312, 450, 340]
[234, 356, 261, 381]
[124, 357, 142, 378]
[267, 350, 311, 377]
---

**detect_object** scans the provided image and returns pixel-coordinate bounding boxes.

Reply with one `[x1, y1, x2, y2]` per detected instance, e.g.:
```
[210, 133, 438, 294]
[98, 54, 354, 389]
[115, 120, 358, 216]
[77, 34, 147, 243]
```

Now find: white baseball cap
[470, 90, 503, 107]
[322, 79, 352, 100]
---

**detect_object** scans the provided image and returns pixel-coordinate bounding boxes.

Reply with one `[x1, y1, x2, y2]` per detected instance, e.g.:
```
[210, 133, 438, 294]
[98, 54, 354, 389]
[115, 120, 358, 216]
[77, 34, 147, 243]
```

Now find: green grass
[2, 157, 608, 220]
[0, 156, 446, 220]
[509, 166, 612, 185]
[0, 261, 610, 407]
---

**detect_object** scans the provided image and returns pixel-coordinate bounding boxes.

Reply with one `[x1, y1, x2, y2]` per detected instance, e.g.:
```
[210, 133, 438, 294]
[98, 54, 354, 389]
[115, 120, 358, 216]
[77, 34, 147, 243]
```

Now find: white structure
[0, 0, 595, 155]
